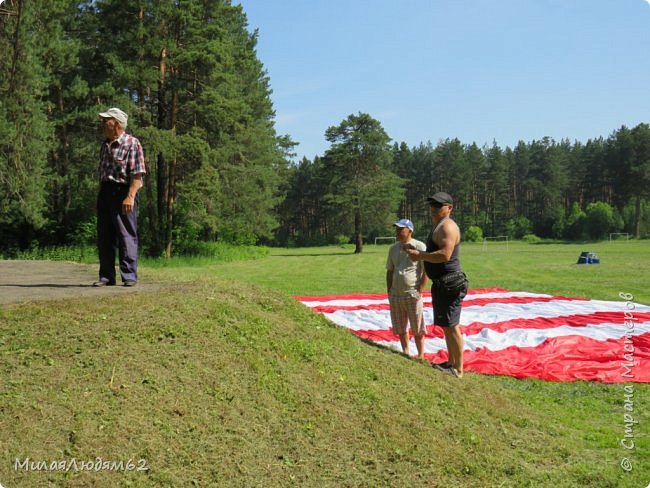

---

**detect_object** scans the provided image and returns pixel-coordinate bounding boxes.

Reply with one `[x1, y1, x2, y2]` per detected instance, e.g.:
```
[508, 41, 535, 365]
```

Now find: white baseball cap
[393, 218, 414, 231]
[99, 107, 128, 129]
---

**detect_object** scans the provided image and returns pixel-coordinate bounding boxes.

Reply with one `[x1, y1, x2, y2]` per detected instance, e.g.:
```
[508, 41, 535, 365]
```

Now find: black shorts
[430, 272, 468, 327]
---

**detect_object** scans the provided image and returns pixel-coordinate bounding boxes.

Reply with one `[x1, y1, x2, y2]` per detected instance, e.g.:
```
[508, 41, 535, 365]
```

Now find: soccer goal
[374, 236, 396, 245]
[482, 235, 510, 251]
[609, 232, 630, 243]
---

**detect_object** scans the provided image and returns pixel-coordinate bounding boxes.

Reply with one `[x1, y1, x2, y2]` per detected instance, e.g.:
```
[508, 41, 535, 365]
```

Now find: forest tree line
[1, 0, 294, 257]
[1, 1, 649, 257]
[278, 125, 650, 248]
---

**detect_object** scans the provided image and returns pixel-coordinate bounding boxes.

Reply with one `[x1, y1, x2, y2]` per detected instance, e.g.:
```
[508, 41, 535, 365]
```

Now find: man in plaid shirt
[94, 107, 146, 287]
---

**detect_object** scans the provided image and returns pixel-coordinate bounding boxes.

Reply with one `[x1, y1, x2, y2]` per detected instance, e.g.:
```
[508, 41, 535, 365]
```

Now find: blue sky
[238, 0, 650, 161]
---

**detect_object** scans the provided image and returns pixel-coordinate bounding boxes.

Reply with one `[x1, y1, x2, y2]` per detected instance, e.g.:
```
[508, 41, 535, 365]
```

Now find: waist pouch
[432, 271, 467, 296]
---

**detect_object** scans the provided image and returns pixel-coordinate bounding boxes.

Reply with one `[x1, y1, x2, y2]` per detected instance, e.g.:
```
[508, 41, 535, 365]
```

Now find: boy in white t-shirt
[385, 219, 428, 359]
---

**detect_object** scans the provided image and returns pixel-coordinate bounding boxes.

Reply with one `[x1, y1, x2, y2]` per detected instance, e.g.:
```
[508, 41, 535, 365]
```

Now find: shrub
[71, 217, 97, 245]
[584, 201, 622, 240]
[564, 202, 587, 240]
[551, 207, 566, 239]
[464, 226, 483, 242]
[521, 233, 541, 243]
[623, 199, 650, 238]
[505, 216, 533, 239]
[334, 234, 349, 247]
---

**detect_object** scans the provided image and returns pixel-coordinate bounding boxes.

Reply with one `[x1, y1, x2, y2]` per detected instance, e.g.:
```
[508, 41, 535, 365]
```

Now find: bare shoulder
[440, 218, 461, 244]
[441, 218, 460, 233]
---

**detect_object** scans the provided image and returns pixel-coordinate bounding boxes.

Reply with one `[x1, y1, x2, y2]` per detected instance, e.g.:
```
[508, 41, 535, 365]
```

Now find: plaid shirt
[99, 132, 146, 184]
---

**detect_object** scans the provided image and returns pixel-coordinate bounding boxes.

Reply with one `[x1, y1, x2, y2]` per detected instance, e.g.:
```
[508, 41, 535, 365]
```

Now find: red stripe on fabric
[310, 294, 588, 314]
[452, 332, 650, 383]
[350, 312, 650, 342]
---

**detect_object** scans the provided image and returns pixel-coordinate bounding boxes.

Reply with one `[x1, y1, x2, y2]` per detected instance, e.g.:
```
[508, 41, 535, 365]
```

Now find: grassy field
[173, 240, 650, 303]
[1, 240, 648, 487]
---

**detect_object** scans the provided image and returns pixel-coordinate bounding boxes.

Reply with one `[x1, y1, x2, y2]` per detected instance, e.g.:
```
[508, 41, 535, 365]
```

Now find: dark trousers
[97, 182, 139, 284]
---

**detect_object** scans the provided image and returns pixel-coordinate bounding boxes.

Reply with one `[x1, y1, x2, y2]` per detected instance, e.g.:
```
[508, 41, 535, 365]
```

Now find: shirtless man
[405, 192, 468, 377]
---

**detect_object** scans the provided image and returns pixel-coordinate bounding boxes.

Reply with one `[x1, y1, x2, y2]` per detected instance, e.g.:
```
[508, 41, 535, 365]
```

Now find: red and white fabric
[295, 288, 650, 383]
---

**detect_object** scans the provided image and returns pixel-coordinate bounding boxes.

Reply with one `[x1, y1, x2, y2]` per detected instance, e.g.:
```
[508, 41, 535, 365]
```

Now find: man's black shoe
[92, 281, 115, 287]
[432, 362, 460, 378]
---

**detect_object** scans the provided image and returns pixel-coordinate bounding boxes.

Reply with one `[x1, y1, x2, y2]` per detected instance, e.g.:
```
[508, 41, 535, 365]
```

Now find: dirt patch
[0, 260, 159, 305]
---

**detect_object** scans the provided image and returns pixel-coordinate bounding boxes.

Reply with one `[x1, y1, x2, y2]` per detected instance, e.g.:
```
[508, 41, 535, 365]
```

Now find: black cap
[426, 192, 454, 205]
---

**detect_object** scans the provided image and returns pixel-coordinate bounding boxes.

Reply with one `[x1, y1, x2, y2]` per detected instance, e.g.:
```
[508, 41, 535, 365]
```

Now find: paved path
[0, 260, 158, 305]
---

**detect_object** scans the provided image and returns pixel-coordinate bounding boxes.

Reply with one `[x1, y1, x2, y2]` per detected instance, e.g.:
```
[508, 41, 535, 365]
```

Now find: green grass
[1, 240, 649, 487]
[0, 245, 98, 264]
[1, 241, 269, 266]
[165, 240, 650, 304]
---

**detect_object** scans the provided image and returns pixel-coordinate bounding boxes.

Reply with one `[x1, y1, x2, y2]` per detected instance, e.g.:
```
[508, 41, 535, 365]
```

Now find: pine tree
[624, 124, 650, 238]
[323, 113, 403, 253]
[84, 0, 291, 255]
[41, 0, 95, 243]
[0, 0, 52, 248]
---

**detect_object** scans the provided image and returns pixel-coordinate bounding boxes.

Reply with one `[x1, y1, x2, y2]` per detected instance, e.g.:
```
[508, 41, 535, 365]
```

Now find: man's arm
[406, 221, 459, 264]
[417, 268, 428, 292]
[386, 270, 393, 294]
[122, 173, 143, 214]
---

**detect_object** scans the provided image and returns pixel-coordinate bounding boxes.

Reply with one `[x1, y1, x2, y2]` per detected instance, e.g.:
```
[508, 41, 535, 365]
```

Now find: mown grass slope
[1, 240, 648, 487]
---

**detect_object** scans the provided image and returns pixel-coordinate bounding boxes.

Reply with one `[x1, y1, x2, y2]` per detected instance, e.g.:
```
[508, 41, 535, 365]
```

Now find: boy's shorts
[388, 292, 426, 335]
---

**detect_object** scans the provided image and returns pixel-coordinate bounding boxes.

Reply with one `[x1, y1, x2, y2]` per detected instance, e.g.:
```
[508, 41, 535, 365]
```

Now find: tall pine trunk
[634, 196, 641, 238]
[164, 92, 179, 258]
[354, 210, 363, 254]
